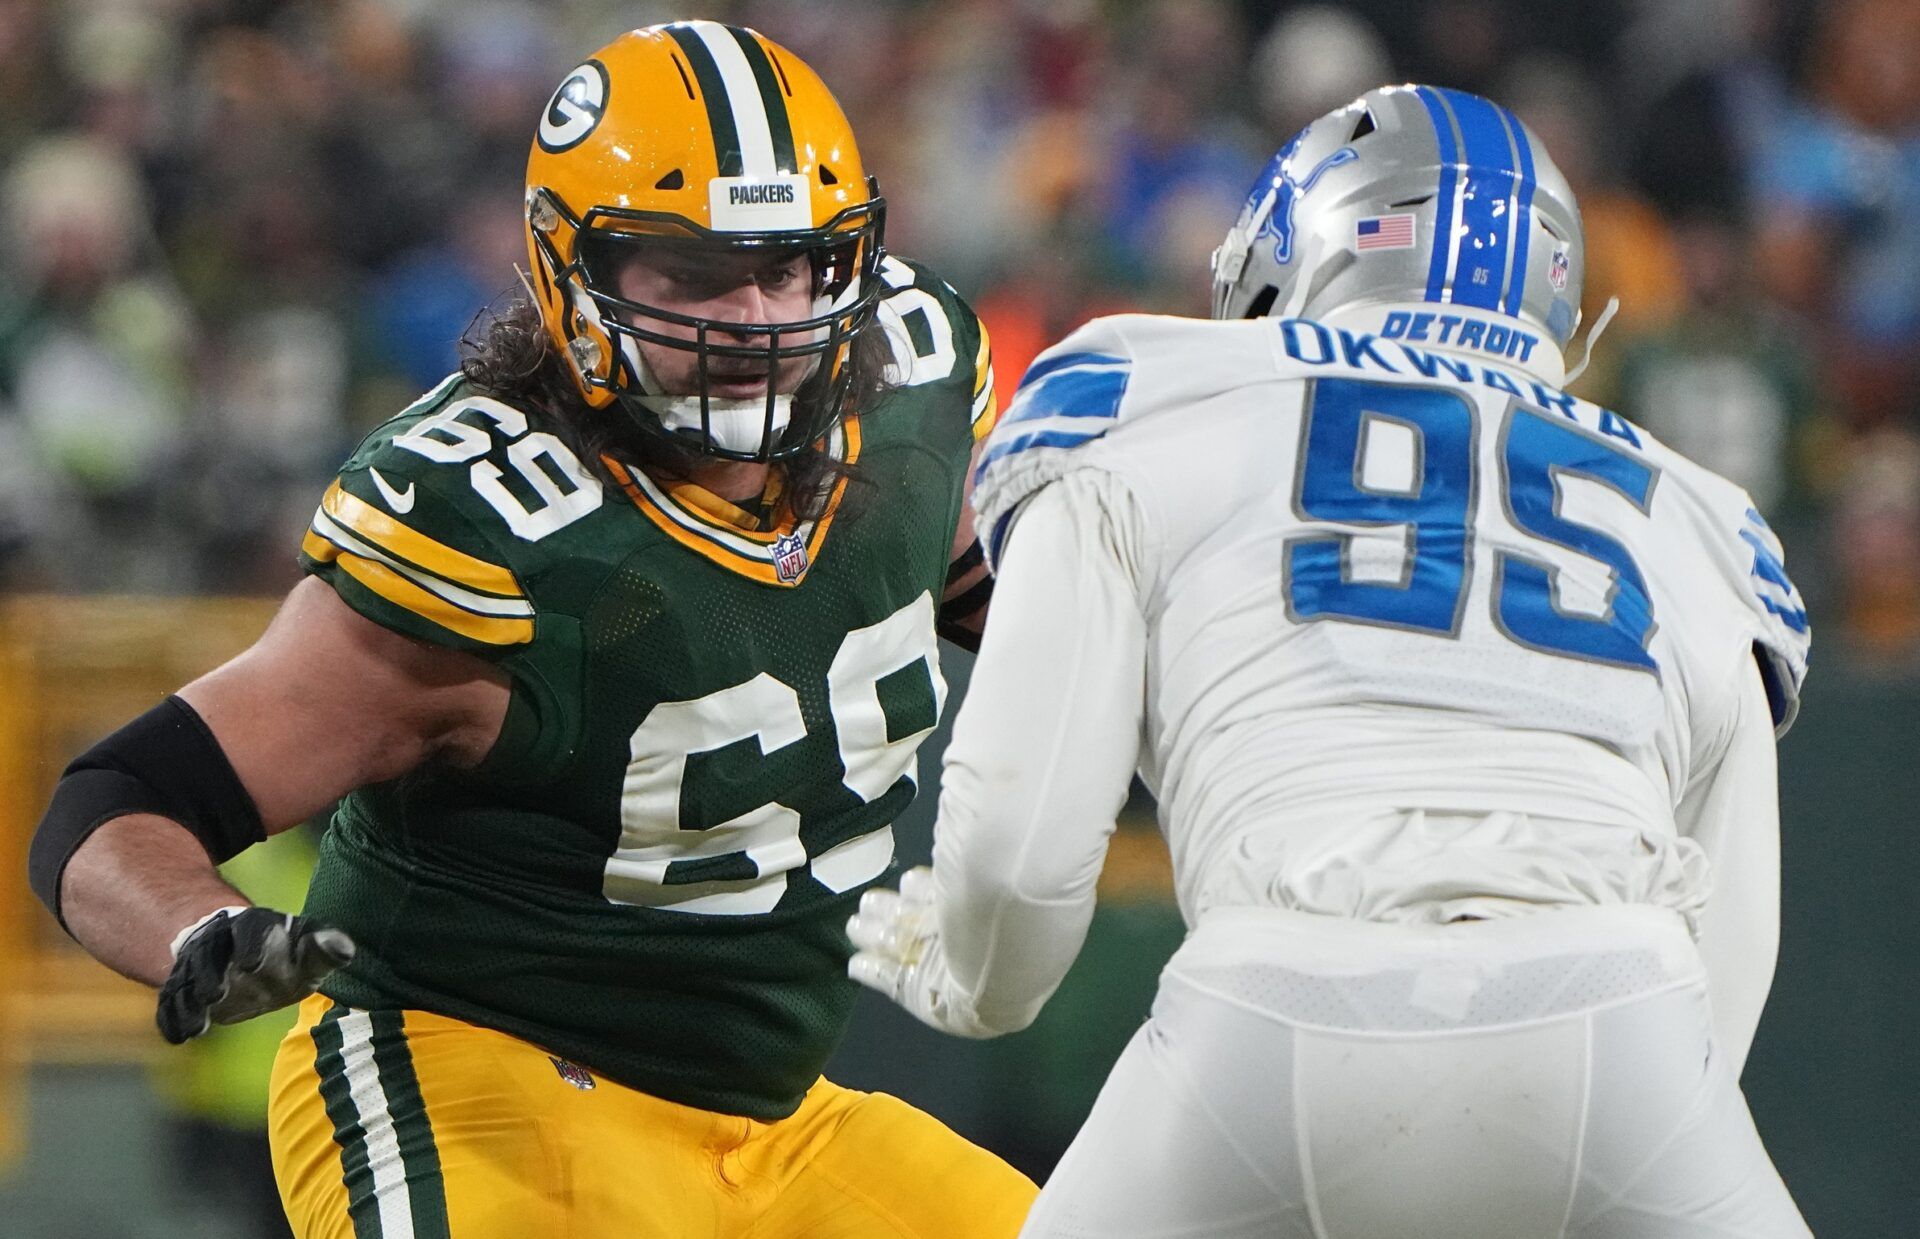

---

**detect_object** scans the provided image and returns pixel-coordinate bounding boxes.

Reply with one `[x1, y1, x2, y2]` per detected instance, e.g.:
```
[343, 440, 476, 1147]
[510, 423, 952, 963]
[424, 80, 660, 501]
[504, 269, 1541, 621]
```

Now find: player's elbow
[949, 823, 1106, 914]
[968, 987, 1055, 1038]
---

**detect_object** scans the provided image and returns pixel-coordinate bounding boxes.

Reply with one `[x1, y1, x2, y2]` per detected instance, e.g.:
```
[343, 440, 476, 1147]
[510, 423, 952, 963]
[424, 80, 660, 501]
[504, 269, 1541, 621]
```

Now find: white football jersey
[972, 309, 1810, 926]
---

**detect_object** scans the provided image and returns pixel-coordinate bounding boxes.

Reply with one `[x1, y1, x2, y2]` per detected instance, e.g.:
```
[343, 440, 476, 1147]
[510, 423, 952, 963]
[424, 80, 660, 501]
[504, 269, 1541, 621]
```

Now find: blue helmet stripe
[1415, 87, 1460, 303]
[1499, 103, 1537, 316]
[1435, 87, 1516, 310]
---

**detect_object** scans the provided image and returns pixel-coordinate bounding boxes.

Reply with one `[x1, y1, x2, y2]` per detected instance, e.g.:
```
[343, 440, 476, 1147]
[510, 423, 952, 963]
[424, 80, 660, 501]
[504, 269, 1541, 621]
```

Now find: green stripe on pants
[369, 1010, 451, 1239]
[312, 1002, 385, 1239]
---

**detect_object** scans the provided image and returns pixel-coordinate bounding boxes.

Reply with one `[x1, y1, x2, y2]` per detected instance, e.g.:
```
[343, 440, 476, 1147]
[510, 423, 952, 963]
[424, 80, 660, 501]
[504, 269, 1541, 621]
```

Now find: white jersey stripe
[692, 22, 777, 178]
[337, 1011, 417, 1239]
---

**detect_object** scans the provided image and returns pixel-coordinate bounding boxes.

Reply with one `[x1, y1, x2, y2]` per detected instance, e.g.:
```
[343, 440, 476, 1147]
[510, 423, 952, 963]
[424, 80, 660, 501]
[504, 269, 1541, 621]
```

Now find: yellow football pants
[269, 995, 1036, 1238]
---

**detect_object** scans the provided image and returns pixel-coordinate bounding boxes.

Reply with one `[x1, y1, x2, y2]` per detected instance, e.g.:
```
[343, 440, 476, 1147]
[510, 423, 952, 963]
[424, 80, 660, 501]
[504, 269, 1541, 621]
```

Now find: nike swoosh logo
[368, 467, 416, 514]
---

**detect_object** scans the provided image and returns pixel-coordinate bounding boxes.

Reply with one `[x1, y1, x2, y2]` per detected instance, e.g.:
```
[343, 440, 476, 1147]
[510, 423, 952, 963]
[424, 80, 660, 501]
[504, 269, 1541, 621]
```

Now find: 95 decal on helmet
[522, 21, 889, 464]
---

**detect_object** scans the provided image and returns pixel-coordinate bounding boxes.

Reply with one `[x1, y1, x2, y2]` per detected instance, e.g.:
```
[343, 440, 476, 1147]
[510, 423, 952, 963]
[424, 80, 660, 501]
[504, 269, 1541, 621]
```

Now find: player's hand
[846, 867, 992, 1038]
[156, 907, 355, 1044]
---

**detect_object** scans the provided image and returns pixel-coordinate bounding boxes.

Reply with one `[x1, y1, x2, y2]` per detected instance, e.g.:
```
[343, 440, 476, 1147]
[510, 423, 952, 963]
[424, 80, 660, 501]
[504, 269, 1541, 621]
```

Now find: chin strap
[1562, 295, 1620, 387]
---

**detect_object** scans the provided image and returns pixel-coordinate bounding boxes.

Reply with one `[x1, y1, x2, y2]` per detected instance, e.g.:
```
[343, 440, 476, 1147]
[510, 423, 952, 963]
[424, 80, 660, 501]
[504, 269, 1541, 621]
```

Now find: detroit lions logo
[1251, 140, 1358, 265]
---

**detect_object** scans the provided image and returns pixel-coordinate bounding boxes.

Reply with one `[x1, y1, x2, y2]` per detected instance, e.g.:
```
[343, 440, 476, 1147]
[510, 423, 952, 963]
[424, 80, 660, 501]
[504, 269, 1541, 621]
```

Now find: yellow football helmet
[523, 21, 886, 461]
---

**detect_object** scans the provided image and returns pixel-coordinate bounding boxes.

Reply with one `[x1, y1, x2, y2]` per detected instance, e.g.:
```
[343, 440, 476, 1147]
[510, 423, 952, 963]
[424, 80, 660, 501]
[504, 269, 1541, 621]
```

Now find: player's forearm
[58, 814, 249, 987]
[930, 810, 1103, 1035]
[1682, 665, 1783, 1076]
[932, 476, 1149, 1030]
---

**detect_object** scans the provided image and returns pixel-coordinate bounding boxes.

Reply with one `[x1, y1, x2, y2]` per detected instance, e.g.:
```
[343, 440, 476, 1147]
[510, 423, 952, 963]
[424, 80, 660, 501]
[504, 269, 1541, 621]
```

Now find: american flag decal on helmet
[1355, 213, 1416, 251]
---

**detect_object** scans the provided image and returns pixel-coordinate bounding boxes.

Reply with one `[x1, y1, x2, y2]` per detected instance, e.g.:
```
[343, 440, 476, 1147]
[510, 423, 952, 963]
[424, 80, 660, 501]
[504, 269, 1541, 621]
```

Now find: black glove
[156, 907, 355, 1044]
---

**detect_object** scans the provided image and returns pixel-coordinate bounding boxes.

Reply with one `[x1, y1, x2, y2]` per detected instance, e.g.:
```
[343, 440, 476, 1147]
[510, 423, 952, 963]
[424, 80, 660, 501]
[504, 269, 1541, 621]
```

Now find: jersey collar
[603, 414, 860, 588]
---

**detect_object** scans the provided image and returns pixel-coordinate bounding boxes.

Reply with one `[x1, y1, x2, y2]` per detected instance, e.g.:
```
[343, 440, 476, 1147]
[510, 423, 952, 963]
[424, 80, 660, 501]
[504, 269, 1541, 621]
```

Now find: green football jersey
[297, 257, 997, 1118]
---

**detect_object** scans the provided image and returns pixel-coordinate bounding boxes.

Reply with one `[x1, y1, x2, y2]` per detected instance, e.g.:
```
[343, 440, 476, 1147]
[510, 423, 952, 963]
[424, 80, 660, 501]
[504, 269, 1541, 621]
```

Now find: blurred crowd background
[2, 0, 1919, 657]
[0, 0, 1917, 1236]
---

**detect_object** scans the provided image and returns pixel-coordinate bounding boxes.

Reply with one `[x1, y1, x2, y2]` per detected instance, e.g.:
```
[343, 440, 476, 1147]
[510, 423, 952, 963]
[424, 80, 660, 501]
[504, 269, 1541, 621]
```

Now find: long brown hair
[458, 297, 895, 522]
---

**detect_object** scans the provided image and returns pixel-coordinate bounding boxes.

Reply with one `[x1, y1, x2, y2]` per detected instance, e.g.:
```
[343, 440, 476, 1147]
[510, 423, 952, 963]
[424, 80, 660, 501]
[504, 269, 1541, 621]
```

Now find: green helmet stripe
[665, 25, 744, 178]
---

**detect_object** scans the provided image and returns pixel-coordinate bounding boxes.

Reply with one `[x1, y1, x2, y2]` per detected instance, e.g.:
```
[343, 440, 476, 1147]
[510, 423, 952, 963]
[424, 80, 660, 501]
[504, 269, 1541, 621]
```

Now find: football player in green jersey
[30, 22, 1032, 1237]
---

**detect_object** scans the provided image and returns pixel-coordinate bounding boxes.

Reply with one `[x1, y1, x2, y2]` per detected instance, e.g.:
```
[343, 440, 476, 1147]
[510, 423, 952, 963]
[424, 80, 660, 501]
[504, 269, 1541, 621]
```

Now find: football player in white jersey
[847, 84, 1815, 1238]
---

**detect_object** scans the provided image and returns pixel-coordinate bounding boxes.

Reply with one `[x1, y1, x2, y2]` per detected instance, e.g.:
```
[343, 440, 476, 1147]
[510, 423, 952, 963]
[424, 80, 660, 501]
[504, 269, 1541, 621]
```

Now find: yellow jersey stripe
[305, 530, 535, 645]
[971, 324, 993, 398]
[322, 482, 522, 599]
[801, 417, 858, 557]
[971, 365, 995, 416]
[308, 514, 534, 618]
[971, 390, 1001, 441]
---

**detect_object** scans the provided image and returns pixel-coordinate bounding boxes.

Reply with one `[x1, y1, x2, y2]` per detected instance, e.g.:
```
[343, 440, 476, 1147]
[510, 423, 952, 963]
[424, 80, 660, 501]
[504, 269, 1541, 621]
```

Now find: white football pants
[1021, 905, 1810, 1239]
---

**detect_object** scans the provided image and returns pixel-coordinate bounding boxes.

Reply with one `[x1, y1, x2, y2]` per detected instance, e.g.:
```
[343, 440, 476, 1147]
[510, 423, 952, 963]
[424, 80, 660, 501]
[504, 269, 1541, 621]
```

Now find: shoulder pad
[298, 377, 602, 653]
[1735, 506, 1811, 735]
[971, 316, 1143, 570]
[875, 256, 996, 437]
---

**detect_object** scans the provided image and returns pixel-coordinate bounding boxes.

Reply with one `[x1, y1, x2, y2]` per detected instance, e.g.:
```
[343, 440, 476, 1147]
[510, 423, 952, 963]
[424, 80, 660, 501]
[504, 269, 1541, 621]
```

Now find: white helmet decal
[537, 61, 610, 154]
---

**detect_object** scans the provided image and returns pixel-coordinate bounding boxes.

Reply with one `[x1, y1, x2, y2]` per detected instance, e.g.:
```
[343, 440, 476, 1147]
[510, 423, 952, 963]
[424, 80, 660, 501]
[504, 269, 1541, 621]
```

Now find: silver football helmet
[1212, 84, 1585, 370]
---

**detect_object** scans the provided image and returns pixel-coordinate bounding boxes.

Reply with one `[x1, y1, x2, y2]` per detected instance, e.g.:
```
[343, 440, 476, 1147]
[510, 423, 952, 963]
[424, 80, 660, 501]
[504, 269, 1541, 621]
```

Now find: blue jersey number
[1285, 378, 1659, 672]
[1287, 380, 1475, 634]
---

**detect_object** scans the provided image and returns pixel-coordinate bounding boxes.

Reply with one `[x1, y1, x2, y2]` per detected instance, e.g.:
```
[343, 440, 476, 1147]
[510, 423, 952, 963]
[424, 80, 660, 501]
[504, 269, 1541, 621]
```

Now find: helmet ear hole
[1244, 286, 1279, 319]
[818, 164, 839, 185]
[654, 169, 684, 190]
[1349, 110, 1377, 140]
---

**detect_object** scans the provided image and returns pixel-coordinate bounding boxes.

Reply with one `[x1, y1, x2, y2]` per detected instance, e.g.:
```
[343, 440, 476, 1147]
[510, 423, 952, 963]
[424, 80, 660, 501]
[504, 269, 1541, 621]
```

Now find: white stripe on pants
[337, 1010, 418, 1239]
[1020, 906, 1810, 1239]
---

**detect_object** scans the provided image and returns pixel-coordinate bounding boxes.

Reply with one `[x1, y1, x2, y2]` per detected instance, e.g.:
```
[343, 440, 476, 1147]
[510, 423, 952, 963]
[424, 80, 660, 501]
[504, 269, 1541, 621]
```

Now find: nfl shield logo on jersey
[550, 1056, 596, 1090]
[771, 532, 809, 583]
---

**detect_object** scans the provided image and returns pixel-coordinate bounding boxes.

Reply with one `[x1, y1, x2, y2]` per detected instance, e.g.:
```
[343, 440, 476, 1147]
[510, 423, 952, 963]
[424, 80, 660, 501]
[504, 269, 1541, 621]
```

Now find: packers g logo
[538, 60, 609, 153]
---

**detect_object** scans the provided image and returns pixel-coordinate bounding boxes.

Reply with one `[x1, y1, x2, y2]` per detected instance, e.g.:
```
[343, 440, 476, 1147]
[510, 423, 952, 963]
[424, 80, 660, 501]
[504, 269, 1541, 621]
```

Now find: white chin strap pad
[642, 392, 795, 455]
[610, 329, 789, 455]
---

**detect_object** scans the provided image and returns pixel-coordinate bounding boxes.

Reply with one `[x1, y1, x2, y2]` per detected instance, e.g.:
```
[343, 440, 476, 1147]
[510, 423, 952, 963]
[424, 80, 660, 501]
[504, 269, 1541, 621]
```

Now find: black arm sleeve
[937, 541, 994, 652]
[27, 696, 265, 932]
